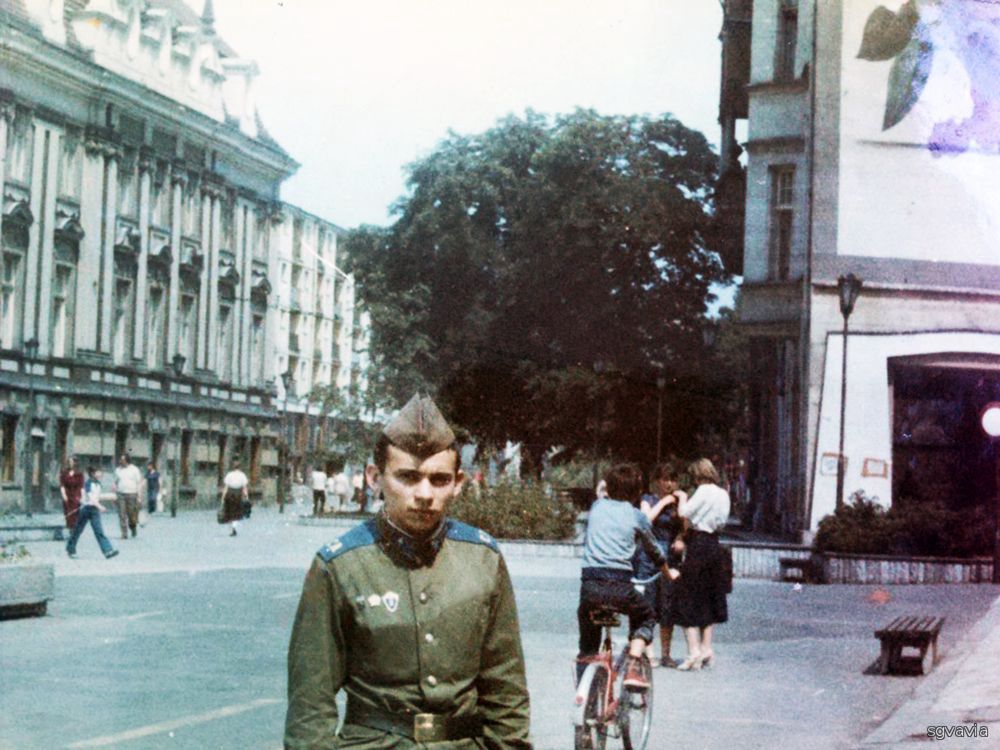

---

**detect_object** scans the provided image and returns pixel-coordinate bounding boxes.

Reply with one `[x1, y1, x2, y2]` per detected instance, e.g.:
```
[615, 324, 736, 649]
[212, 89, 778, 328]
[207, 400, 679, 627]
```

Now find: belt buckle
[413, 713, 447, 743]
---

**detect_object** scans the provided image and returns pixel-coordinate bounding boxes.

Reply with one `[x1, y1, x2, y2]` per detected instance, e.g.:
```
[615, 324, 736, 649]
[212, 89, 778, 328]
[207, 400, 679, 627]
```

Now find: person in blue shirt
[577, 463, 679, 691]
[145, 462, 160, 514]
[66, 467, 119, 560]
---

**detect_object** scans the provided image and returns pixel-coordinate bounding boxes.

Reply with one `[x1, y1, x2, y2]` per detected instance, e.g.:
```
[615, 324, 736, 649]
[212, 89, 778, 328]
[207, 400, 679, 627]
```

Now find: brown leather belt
[345, 701, 483, 743]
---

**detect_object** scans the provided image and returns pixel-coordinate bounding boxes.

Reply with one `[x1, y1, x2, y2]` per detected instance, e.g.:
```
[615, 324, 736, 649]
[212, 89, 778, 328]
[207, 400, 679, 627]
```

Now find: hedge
[449, 481, 577, 541]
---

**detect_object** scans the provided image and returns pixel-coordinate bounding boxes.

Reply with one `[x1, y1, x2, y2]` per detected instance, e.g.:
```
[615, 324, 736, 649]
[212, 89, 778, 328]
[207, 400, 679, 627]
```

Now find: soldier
[284, 394, 533, 750]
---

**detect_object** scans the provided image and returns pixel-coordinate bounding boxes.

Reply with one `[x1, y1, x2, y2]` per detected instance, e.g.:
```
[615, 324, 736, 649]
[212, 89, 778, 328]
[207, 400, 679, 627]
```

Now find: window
[146, 287, 165, 370]
[1, 414, 17, 481]
[51, 262, 75, 358]
[1, 250, 22, 349]
[769, 166, 795, 280]
[178, 294, 196, 372]
[251, 314, 265, 384]
[775, 0, 798, 82]
[217, 305, 232, 381]
[112, 278, 134, 364]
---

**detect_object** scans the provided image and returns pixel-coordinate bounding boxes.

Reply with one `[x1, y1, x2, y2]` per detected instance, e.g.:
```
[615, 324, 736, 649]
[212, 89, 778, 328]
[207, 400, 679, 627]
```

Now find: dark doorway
[115, 423, 130, 463]
[151, 433, 165, 466]
[890, 357, 1000, 512]
[29, 433, 45, 512]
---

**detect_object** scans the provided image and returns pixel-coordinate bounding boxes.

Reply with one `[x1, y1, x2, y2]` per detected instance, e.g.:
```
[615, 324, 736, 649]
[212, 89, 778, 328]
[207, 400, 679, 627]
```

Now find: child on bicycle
[577, 463, 680, 691]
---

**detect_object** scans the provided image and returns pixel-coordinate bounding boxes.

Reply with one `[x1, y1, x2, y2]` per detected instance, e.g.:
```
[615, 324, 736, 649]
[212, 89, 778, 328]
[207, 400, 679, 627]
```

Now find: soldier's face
[368, 445, 465, 537]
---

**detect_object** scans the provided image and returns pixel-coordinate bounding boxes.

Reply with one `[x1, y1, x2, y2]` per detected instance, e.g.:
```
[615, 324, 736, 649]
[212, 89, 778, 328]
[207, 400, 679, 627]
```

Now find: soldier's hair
[605, 463, 644, 504]
[373, 433, 461, 473]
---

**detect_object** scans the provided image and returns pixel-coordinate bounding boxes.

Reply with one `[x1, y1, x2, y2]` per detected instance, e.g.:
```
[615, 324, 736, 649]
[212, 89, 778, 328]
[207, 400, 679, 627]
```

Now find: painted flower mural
[859, 0, 1000, 155]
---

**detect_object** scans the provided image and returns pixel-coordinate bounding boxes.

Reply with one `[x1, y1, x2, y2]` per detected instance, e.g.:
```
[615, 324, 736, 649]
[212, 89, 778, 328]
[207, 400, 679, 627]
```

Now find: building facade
[0, 0, 368, 512]
[721, 0, 1000, 538]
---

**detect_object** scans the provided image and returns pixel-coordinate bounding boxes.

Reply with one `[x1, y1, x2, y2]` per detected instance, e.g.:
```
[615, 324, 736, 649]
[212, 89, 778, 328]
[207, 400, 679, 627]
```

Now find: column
[264, 203, 282, 384]
[207, 190, 221, 374]
[98, 146, 120, 354]
[34, 127, 60, 357]
[165, 165, 186, 364]
[0, 103, 11, 293]
[196, 185, 212, 370]
[231, 200, 245, 386]
[132, 148, 153, 362]
[76, 137, 106, 352]
[22, 120, 45, 345]
[239, 203, 254, 386]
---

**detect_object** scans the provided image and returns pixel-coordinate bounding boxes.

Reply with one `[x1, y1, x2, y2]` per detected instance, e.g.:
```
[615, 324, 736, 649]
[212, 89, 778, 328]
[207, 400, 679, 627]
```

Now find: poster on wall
[839, 0, 1000, 266]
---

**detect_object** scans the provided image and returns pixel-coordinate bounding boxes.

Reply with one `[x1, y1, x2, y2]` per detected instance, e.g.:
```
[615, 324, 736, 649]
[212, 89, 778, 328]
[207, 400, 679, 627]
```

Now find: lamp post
[835, 273, 863, 510]
[169, 353, 186, 517]
[592, 360, 606, 491]
[979, 402, 1000, 583]
[22, 337, 39, 512]
[280, 370, 294, 514]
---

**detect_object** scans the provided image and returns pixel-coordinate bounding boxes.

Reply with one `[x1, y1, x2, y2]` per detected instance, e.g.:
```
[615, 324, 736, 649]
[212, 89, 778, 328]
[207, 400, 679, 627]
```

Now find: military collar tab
[317, 519, 378, 563]
[375, 512, 450, 569]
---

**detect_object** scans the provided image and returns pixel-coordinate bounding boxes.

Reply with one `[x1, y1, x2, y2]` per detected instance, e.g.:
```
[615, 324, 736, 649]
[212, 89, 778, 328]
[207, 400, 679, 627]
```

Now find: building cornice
[745, 136, 806, 155]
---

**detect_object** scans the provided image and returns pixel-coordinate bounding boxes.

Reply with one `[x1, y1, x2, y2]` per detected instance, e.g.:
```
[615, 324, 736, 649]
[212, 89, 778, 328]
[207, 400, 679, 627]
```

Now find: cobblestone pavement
[1, 508, 997, 749]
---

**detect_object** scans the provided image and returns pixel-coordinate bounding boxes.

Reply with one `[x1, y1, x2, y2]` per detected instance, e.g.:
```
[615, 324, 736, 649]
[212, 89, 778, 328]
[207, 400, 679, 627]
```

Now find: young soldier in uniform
[284, 394, 533, 750]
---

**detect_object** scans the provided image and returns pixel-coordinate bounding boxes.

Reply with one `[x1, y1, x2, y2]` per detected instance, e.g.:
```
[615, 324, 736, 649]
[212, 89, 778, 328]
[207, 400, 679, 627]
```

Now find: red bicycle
[572, 574, 658, 750]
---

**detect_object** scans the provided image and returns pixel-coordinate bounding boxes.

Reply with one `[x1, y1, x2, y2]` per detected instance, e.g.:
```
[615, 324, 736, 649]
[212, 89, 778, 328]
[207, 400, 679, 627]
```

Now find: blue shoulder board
[317, 519, 378, 562]
[446, 520, 499, 553]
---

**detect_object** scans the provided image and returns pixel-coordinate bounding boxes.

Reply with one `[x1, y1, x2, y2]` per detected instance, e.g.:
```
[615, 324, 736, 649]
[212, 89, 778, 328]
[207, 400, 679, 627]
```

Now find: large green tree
[345, 109, 736, 469]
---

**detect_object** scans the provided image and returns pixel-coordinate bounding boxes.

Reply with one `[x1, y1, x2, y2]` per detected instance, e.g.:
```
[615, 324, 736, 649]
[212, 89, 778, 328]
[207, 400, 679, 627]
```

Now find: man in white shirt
[113, 455, 143, 540]
[332, 471, 350, 512]
[311, 467, 328, 516]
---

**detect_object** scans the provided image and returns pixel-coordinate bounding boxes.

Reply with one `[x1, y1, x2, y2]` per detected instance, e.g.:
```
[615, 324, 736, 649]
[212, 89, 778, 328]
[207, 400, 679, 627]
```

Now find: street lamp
[654, 366, 666, 464]
[592, 360, 606, 491]
[280, 370, 294, 514]
[169, 354, 186, 518]
[835, 273, 863, 510]
[22, 337, 39, 513]
[979, 402, 1000, 583]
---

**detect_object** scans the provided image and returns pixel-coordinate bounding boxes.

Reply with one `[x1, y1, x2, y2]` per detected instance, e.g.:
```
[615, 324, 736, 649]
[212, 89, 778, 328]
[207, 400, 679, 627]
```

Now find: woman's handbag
[241, 498, 252, 519]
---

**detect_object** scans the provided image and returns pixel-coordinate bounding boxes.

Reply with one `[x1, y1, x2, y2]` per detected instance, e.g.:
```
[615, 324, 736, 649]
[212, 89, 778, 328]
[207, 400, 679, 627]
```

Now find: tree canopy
[345, 109, 738, 470]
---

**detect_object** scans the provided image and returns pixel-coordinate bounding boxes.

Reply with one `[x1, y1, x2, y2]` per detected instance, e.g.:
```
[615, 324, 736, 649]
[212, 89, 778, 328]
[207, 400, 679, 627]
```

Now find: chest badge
[367, 593, 382, 608]
[382, 590, 400, 613]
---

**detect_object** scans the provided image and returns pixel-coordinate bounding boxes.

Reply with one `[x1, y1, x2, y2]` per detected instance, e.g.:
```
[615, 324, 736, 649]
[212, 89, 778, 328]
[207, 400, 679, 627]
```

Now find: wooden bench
[779, 556, 818, 583]
[874, 615, 944, 675]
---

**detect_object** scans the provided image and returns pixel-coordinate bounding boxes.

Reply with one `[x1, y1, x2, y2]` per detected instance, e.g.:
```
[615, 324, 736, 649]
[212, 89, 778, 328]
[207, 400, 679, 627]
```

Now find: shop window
[1, 414, 17, 481]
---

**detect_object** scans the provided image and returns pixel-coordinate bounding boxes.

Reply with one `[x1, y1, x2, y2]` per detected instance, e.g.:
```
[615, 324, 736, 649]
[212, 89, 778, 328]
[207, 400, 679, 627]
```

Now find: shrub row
[449, 481, 577, 541]
[815, 494, 993, 558]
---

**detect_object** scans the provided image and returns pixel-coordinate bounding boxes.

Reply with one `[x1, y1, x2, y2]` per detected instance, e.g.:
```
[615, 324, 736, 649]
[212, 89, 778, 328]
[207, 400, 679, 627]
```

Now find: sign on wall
[839, 0, 1000, 266]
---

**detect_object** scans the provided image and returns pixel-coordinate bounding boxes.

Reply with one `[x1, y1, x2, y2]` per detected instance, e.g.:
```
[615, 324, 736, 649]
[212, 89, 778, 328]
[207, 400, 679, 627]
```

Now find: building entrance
[890, 357, 1000, 514]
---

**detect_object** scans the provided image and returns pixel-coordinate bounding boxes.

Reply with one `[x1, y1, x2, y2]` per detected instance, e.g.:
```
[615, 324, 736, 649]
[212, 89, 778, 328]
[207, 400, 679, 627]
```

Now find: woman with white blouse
[673, 458, 731, 670]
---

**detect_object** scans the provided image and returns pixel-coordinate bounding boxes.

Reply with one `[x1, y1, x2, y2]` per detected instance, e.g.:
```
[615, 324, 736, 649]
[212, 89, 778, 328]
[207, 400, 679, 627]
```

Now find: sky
[210, 0, 725, 230]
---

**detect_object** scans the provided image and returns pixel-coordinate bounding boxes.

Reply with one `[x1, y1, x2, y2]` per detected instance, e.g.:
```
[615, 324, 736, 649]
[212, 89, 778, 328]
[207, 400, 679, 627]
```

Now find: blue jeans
[66, 505, 115, 557]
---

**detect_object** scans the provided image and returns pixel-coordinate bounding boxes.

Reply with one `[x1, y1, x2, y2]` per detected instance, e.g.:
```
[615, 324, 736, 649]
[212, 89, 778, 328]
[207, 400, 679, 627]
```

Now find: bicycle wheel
[574, 664, 609, 750]
[616, 655, 653, 750]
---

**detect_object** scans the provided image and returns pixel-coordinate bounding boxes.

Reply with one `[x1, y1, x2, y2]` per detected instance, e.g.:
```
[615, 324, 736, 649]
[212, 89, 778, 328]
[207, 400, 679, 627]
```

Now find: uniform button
[425, 632, 434, 643]
[427, 675, 437, 686]
[419, 592, 428, 603]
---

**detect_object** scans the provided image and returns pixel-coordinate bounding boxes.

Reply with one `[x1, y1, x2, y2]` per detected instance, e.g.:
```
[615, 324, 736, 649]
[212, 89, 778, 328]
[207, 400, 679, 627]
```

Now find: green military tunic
[284, 514, 533, 750]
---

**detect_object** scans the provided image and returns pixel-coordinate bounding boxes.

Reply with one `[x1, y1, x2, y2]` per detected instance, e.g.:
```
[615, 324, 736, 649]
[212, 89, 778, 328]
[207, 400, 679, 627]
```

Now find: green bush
[815, 493, 993, 557]
[450, 481, 578, 541]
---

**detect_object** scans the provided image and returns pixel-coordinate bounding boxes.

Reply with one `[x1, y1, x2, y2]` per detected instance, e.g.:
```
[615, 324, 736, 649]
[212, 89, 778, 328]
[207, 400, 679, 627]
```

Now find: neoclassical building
[0, 0, 368, 511]
[719, 0, 1000, 539]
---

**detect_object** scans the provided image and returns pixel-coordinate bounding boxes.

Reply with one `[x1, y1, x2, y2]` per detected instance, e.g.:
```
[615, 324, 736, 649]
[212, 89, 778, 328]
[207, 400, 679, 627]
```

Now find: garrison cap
[383, 393, 456, 458]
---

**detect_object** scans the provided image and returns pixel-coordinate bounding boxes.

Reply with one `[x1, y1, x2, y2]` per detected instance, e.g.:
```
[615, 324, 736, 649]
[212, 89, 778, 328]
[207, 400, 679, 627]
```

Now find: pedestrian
[635, 462, 687, 667]
[672, 458, 731, 671]
[59, 456, 84, 530]
[311, 465, 327, 516]
[66, 467, 119, 560]
[333, 469, 350, 511]
[145, 462, 160, 514]
[285, 393, 533, 749]
[113, 454, 142, 539]
[351, 469, 365, 508]
[219, 459, 249, 537]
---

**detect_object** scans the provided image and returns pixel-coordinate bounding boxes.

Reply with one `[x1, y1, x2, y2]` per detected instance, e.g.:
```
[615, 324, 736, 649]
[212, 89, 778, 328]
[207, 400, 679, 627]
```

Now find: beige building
[0, 0, 368, 512]
[720, 0, 1000, 538]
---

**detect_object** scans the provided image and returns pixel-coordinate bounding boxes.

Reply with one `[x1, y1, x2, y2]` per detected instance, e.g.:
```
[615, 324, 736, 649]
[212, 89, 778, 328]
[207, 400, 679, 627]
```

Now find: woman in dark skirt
[672, 458, 731, 671]
[219, 459, 249, 536]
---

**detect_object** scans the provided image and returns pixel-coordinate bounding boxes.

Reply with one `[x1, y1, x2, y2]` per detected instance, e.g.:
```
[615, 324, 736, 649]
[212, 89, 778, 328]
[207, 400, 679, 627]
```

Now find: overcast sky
[210, 0, 724, 230]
